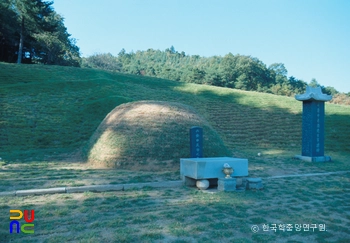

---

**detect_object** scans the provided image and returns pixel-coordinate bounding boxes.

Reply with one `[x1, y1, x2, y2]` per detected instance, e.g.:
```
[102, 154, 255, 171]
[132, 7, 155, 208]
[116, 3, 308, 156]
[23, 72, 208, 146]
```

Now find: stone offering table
[180, 157, 248, 189]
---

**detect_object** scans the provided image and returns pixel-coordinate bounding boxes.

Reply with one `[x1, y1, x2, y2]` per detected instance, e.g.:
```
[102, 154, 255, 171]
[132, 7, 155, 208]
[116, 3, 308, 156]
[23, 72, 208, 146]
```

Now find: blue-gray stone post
[295, 86, 332, 162]
[301, 100, 325, 157]
[190, 126, 203, 158]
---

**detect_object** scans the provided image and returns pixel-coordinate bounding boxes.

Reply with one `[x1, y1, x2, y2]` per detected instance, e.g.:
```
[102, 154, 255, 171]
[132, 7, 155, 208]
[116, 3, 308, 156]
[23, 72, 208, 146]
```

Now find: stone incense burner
[222, 163, 234, 178]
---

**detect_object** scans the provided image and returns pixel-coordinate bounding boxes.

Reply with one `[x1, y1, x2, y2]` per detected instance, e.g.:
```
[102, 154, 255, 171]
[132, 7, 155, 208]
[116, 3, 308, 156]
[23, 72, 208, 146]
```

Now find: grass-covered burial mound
[84, 100, 231, 170]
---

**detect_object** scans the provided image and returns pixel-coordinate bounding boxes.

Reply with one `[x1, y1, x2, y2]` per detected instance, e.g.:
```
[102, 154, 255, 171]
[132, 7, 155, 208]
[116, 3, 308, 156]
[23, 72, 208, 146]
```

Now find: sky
[53, 0, 350, 93]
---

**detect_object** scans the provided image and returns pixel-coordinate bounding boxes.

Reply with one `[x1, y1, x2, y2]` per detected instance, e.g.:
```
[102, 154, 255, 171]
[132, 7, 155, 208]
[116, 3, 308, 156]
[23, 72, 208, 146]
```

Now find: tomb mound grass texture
[0, 63, 349, 169]
[84, 100, 231, 170]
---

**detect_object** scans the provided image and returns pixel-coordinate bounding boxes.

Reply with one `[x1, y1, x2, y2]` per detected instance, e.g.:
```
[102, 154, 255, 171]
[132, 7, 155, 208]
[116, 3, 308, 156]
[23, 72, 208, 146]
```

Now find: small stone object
[196, 179, 209, 190]
[218, 178, 236, 192]
[246, 178, 263, 190]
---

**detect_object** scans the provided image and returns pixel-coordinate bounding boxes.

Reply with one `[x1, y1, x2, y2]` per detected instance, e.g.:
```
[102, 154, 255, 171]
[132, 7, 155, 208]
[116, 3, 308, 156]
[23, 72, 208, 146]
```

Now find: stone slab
[123, 181, 183, 190]
[66, 185, 123, 193]
[150, 181, 183, 188]
[218, 178, 236, 192]
[200, 188, 219, 194]
[294, 155, 332, 162]
[0, 191, 16, 197]
[266, 171, 350, 179]
[16, 187, 66, 196]
[180, 157, 248, 180]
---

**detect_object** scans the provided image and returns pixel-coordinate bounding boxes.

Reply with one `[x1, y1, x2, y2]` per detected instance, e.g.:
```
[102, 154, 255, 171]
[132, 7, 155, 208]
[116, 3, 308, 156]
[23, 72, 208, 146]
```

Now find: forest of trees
[82, 47, 350, 104]
[0, 0, 80, 66]
[1, 2, 348, 104]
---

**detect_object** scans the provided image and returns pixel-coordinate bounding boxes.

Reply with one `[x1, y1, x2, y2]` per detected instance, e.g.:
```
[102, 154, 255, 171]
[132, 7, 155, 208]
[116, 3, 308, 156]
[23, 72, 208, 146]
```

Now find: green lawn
[0, 172, 349, 243]
[0, 63, 349, 242]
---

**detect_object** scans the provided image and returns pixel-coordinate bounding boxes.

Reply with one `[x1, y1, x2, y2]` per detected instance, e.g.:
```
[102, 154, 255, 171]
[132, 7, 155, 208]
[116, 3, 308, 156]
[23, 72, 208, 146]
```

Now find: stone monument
[190, 126, 203, 158]
[294, 86, 332, 162]
[182, 127, 256, 192]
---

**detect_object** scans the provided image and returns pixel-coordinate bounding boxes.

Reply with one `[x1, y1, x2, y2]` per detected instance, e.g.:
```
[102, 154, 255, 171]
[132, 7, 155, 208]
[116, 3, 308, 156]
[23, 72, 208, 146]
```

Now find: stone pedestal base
[246, 178, 263, 190]
[218, 178, 236, 192]
[235, 177, 247, 191]
[294, 155, 332, 162]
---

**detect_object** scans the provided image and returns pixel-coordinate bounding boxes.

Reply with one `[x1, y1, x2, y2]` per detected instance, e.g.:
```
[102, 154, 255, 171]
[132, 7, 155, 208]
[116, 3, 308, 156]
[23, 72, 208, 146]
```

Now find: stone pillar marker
[294, 86, 332, 162]
[190, 126, 203, 158]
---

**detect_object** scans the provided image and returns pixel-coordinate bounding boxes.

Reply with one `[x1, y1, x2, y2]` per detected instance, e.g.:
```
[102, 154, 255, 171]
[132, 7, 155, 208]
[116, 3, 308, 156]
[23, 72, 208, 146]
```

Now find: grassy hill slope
[84, 100, 231, 170]
[1, 63, 349, 171]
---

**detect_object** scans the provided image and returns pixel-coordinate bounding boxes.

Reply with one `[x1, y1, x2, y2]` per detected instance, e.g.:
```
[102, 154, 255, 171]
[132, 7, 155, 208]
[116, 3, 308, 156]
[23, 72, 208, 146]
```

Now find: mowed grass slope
[85, 100, 231, 169]
[0, 62, 349, 172]
[1, 63, 350, 243]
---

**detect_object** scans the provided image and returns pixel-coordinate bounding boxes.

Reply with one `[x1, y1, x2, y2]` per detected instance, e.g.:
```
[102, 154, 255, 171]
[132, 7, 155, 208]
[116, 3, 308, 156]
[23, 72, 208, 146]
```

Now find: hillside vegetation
[0, 63, 349, 168]
[83, 49, 349, 104]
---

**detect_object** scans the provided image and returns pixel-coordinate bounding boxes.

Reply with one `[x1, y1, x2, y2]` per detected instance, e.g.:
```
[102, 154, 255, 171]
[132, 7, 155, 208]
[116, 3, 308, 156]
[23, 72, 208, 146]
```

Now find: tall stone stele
[294, 86, 332, 162]
[190, 126, 203, 158]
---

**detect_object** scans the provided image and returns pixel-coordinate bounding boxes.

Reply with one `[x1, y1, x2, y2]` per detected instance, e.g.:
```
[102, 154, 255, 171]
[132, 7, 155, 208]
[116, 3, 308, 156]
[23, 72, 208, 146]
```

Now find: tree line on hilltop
[1, 1, 348, 104]
[82, 47, 350, 104]
[0, 0, 80, 66]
